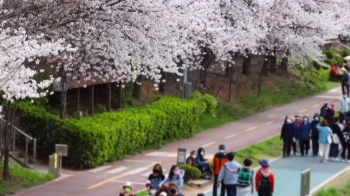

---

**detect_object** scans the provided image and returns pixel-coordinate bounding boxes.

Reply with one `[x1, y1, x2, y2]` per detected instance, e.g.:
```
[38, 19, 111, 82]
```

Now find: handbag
[327, 134, 332, 144]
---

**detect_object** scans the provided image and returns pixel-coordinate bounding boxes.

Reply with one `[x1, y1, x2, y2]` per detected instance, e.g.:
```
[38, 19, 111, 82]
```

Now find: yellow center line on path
[245, 126, 257, 132]
[298, 109, 306, 113]
[202, 142, 215, 148]
[312, 104, 320, 108]
[264, 121, 275, 125]
[87, 163, 155, 189]
[225, 134, 236, 139]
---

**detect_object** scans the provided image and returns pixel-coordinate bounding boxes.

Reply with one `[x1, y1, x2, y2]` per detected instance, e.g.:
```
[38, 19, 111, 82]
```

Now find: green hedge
[179, 164, 202, 183]
[17, 97, 206, 168]
[192, 91, 218, 114]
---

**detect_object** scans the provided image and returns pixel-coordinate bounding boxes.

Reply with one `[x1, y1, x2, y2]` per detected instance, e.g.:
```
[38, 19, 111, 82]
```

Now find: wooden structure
[52, 78, 124, 117]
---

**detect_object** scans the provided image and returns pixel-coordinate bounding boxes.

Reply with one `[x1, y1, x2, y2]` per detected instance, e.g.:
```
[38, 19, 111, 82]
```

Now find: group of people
[281, 99, 350, 163]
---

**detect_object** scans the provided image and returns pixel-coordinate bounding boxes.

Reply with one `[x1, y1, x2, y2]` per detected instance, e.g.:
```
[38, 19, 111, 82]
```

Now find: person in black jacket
[281, 116, 296, 157]
[341, 122, 350, 162]
[329, 117, 345, 161]
[310, 113, 320, 157]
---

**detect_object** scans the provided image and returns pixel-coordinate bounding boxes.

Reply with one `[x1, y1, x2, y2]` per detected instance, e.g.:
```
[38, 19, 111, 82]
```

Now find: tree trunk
[228, 78, 233, 102]
[261, 56, 269, 76]
[159, 71, 167, 93]
[3, 104, 11, 180]
[59, 89, 67, 119]
[281, 57, 288, 72]
[132, 76, 142, 99]
[269, 55, 277, 73]
[199, 50, 215, 87]
[242, 55, 251, 75]
[257, 72, 263, 98]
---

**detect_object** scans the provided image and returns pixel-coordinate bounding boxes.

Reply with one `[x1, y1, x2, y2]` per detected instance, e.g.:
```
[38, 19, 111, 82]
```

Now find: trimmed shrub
[192, 91, 218, 114]
[17, 97, 206, 168]
[319, 69, 331, 81]
[179, 164, 202, 183]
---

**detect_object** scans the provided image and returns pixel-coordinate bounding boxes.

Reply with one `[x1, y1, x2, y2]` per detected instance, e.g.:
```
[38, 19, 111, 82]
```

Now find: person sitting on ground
[159, 165, 184, 194]
[119, 182, 137, 196]
[186, 150, 198, 167]
[168, 183, 184, 196]
[237, 158, 254, 196]
[255, 159, 275, 196]
[196, 147, 214, 178]
[148, 163, 166, 190]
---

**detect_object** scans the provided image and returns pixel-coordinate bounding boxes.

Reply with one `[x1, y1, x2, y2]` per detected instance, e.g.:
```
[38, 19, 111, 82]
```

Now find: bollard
[300, 168, 311, 196]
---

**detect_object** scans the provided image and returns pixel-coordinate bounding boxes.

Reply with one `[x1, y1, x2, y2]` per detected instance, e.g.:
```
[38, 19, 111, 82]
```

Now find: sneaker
[342, 159, 346, 162]
[334, 158, 340, 162]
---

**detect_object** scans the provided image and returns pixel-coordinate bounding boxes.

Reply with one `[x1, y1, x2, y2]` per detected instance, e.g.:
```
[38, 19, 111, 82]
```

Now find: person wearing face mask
[298, 115, 311, 156]
[293, 113, 303, 154]
[340, 94, 350, 117]
[341, 122, 350, 162]
[281, 116, 297, 157]
[186, 151, 199, 167]
[310, 113, 321, 157]
[159, 165, 184, 194]
[329, 117, 345, 162]
[148, 163, 165, 191]
[168, 183, 184, 196]
[213, 144, 228, 196]
[196, 147, 214, 178]
[119, 182, 137, 196]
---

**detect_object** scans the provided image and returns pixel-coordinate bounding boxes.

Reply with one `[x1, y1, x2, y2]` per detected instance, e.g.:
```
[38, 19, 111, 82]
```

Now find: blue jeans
[225, 184, 237, 196]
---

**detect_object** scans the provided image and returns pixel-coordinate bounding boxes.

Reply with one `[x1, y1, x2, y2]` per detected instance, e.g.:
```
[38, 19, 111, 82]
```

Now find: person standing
[237, 158, 254, 196]
[217, 152, 241, 196]
[293, 114, 302, 154]
[281, 116, 296, 157]
[299, 115, 311, 156]
[213, 144, 228, 196]
[340, 94, 350, 116]
[341, 122, 350, 162]
[341, 68, 350, 97]
[316, 120, 333, 163]
[310, 114, 321, 157]
[255, 159, 275, 196]
[329, 117, 345, 161]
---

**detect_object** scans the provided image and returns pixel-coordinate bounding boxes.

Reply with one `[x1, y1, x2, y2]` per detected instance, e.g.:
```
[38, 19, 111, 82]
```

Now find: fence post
[33, 138, 37, 162]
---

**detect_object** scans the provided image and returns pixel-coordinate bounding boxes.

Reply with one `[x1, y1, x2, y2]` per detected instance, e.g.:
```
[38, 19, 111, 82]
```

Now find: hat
[259, 158, 269, 167]
[219, 144, 225, 150]
[160, 192, 167, 196]
[123, 181, 132, 189]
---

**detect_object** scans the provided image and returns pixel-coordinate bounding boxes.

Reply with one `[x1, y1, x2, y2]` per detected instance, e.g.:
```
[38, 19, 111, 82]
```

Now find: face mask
[303, 118, 308, 121]
[219, 150, 225, 153]
[315, 117, 319, 121]
[174, 170, 180, 175]
[286, 119, 292, 123]
[192, 155, 196, 158]
[201, 152, 204, 156]
[124, 188, 131, 193]
[153, 169, 160, 173]
[169, 189, 177, 194]
[150, 189, 157, 195]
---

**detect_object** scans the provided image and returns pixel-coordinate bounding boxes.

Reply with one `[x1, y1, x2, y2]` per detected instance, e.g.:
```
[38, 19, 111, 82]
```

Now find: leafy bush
[342, 49, 350, 57]
[192, 91, 218, 114]
[319, 69, 331, 81]
[179, 164, 202, 183]
[312, 61, 321, 70]
[324, 49, 341, 59]
[17, 97, 206, 168]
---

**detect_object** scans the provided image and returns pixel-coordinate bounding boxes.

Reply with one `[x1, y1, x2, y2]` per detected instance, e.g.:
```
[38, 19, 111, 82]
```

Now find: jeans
[283, 138, 292, 156]
[311, 137, 319, 156]
[237, 186, 251, 196]
[329, 143, 340, 158]
[319, 143, 330, 161]
[213, 175, 225, 196]
[300, 139, 310, 155]
[258, 190, 273, 196]
[225, 184, 237, 196]
[342, 83, 350, 97]
[341, 141, 350, 160]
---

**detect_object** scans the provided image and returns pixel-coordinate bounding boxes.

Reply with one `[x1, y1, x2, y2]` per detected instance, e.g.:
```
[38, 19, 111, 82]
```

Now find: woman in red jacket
[255, 159, 275, 196]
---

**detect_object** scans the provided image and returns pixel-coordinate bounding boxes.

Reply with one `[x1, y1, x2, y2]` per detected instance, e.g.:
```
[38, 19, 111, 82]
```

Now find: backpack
[342, 73, 349, 83]
[237, 168, 253, 186]
[259, 170, 272, 192]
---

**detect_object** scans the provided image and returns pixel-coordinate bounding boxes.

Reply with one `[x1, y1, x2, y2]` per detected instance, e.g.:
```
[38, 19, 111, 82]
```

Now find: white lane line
[105, 166, 129, 174]
[112, 180, 145, 185]
[88, 166, 112, 173]
[315, 95, 340, 99]
[128, 167, 149, 175]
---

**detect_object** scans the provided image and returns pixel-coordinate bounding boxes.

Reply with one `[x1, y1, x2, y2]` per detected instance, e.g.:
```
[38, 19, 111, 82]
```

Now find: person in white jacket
[339, 94, 350, 115]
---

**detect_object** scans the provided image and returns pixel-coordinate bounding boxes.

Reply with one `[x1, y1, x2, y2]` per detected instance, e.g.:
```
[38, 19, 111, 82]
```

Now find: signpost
[300, 168, 311, 196]
[55, 144, 68, 177]
[177, 148, 187, 166]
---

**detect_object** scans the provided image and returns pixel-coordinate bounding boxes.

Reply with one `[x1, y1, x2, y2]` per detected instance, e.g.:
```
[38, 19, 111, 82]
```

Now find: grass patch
[0, 163, 54, 195]
[194, 80, 339, 133]
[317, 184, 350, 196]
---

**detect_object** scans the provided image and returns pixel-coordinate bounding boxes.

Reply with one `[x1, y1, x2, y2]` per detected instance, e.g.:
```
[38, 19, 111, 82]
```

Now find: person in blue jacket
[310, 113, 321, 157]
[281, 116, 297, 157]
[299, 115, 312, 156]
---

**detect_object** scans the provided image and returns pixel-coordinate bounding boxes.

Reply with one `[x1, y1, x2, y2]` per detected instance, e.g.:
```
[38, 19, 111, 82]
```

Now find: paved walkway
[206, 154, 350, 196]
[15, 87, 343, 196]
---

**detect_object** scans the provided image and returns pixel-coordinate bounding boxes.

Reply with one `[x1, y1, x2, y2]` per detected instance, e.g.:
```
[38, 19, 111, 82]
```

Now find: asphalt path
[14, 87, 342, 196]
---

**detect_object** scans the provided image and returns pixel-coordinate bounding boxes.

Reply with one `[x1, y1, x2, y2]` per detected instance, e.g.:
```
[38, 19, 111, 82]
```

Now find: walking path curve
[15, 87, 342, 196]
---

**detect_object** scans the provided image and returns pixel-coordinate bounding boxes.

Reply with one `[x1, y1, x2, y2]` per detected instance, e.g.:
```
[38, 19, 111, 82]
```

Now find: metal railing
[0, 118, 37, 165]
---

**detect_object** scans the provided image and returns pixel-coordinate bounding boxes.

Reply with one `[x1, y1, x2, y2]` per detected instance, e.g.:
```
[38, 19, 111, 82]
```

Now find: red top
[255, 168, 275, 192]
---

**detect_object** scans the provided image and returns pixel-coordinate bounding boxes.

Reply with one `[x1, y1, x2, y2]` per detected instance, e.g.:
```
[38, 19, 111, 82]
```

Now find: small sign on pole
[55, 144, 68, 177]
[177, 148, 187, 165]
[300, 168, 311, 196]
